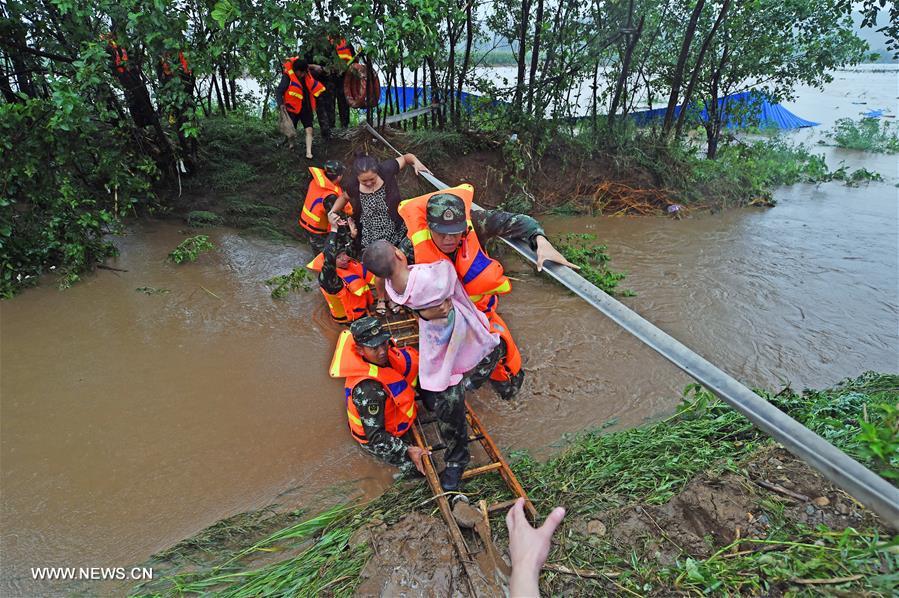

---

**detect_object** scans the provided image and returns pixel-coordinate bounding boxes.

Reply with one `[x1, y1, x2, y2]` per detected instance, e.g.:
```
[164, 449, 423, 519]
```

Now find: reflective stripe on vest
[299, 167, 343, 235]
[330, 331, 419, 443]
[307, 253, 373, 323]
[398, 184, 511, 310]
[282, 59, 326, 114]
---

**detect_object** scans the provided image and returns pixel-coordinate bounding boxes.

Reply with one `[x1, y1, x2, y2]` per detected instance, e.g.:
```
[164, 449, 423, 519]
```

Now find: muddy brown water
[2, 74, 898, 594]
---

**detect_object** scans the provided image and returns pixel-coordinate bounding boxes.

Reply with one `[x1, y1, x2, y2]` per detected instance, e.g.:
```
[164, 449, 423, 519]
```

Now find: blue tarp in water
[629, 91, 819, 129]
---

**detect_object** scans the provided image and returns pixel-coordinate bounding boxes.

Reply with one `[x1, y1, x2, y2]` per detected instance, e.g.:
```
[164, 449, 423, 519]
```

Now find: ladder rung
[427, 435, 483, 452]
[487, 499, 520, 514]
[462, 461, 503, 480]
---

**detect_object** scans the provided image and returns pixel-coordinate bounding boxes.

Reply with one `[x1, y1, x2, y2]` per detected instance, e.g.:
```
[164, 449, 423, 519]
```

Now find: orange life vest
[329, 331, 419, 443]
[398, 184, 511, 313]
[282, 57, 326, 114]
[109, 41, 128, 74]
[487, 311, 522, 381]
[161, 50, 191, 78]
[330, 37, 354, 64]
[306, 252, 374, 323]
[299, 167, 343, 235]
[398, 184, 522, 380]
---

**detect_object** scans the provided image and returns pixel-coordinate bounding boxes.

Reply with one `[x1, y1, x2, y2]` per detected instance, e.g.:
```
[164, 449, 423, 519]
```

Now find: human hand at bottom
[406, 446, 430, 475]
[506, 497, 565, 598]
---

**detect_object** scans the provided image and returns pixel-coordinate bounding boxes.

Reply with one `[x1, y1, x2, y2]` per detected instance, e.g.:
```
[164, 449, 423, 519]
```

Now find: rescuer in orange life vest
[299, 160, 346, 254]
[396, 185, 579, 401]
[329, 317, 429, 475]
[306, 212, 375, 324]
[275, 57, 327, 159]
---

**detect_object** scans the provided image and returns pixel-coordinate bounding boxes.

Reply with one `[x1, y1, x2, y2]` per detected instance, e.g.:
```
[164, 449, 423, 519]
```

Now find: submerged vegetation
[556, 233, 632, 296]
[168, 235, 214, 264]
[265, 267, 312, 299]
[825, 117, 899, 154]
[132, 372, 898, 597]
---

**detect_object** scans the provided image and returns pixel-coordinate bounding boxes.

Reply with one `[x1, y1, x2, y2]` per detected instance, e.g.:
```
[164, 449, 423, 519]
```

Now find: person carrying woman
[329, 153, 430, 315]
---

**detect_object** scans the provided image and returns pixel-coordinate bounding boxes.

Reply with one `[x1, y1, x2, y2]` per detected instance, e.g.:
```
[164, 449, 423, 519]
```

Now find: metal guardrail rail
[364, 122, 899, 528]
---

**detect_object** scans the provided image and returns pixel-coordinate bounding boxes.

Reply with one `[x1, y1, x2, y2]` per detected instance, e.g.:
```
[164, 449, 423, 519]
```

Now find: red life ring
[344, 63, 380, 109]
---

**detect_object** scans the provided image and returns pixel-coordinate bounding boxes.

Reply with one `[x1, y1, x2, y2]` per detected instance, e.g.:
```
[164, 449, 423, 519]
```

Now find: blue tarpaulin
[377, 86, 493, 113]
[630, 91, 819, 129]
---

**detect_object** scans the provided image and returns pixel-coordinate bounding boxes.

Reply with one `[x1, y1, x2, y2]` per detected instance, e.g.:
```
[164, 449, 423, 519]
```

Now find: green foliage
[831, 166, 885, 186]
[668, 527, 896, 596]
[825, 117, 899, 153]
[265, 267, 311, 298]
[168, 235, 214, 264]
[0, 98, 155, 298]
[186, 211, 222, 227]
[555, 234, 630, 296]
[855, 402, 899, 481]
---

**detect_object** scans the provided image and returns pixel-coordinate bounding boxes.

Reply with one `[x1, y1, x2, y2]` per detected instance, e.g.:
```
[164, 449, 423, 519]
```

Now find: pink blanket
[386, 260, 499, 391]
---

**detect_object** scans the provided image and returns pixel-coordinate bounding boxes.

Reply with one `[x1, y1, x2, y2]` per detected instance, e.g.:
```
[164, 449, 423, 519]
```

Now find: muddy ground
[350, 445, 888, 597]
[160, 123, 682, 241]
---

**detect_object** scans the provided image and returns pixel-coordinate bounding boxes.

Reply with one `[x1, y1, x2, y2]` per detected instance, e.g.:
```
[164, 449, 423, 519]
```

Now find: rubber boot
[440, 462, 465, 492]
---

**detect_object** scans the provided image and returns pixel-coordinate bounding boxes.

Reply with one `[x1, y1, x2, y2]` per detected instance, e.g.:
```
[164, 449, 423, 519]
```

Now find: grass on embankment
[131, 372, 898, 597]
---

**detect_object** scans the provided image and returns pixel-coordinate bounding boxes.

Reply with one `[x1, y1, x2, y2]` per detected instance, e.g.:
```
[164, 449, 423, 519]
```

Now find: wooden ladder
[382, 310, 537, 594]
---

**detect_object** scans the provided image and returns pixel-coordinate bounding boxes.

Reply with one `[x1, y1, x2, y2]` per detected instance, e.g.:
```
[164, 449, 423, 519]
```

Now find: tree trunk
[590, 59, 599, 135]
[662, 0, 706, 135]
[365, 56, 374, 125]
[676, 0, 730, 137]
[426, 56, 444, 128]
[446, 15, 457, 127]
[456, 1, 474, 128]
[608, 16, 644, 126]
[211, 74, 226, 115]
[525, 0, 545, 114]
[705, 44, 729, 159]
[512, 0, 532, 114]
[421, 61, 428, 128]
[412, 63, 419, 130]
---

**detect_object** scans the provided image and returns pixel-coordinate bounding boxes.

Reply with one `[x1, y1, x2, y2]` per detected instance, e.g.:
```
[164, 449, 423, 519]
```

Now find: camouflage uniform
[350, 379, 416, 475]
[399, 205, 541, 399]
[318, 229, 354, 295]
[307, 230, 327, 256]
[345, 317, 417, 475]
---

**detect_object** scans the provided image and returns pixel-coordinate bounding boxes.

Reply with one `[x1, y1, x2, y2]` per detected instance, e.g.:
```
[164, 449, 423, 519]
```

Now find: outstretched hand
[534, 236, 580, 273]
[506, 498, 565, 598]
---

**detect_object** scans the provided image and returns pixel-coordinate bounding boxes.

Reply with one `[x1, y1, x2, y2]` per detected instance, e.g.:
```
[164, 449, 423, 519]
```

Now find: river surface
[1, 69, 897, 595]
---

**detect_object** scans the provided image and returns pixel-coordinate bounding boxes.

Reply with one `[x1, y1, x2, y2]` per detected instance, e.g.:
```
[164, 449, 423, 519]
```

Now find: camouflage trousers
[306, 230, 327, 255]
[419, 339, 512, 468]
[467, 335, 525, 401]
[358, 436, 416, 477]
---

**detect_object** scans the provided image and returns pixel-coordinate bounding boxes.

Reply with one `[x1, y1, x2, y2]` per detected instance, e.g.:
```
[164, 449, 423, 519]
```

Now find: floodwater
[1, 68, 897, 594]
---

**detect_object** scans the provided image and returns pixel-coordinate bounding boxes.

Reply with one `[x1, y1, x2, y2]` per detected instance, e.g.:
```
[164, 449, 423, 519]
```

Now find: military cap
[324, 160, 345, 180]
[426, 193, 467, 234]
[350, 316, 391, 347]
